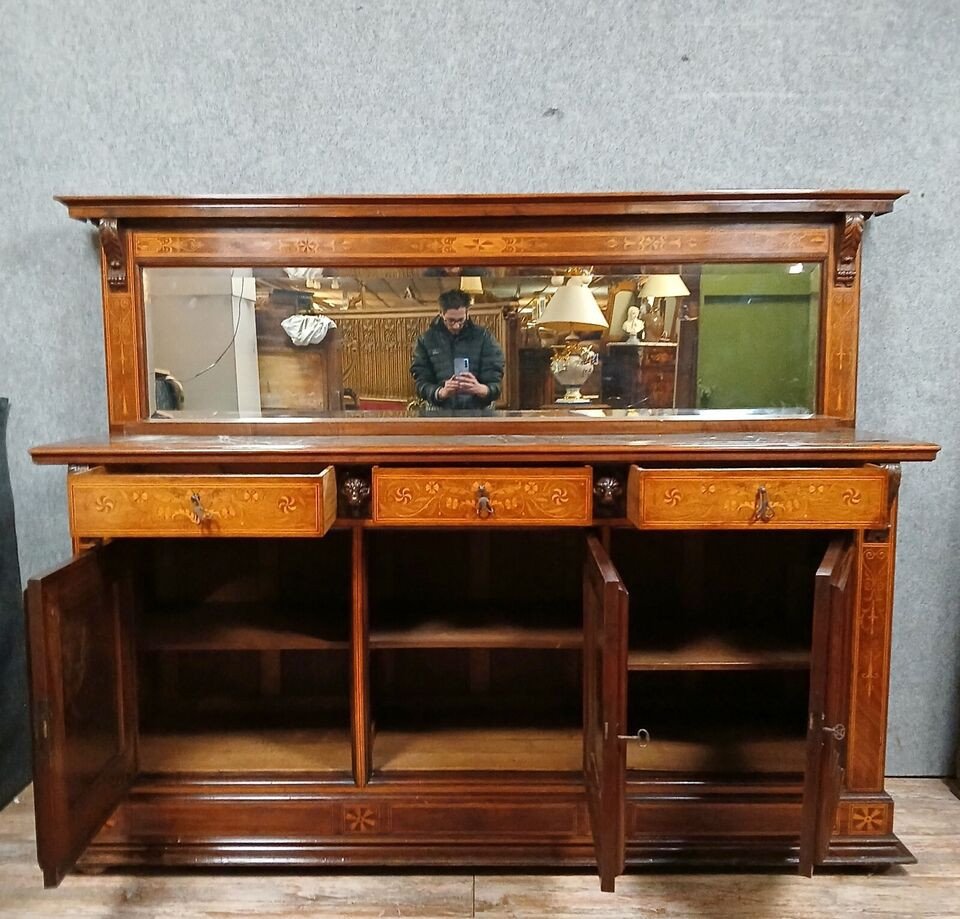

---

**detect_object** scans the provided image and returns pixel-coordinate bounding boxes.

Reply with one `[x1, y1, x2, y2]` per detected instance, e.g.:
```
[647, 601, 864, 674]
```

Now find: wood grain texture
[55, 190, 908, 220]
[68, 467, 336, 537]
[627, 466, 888, 529]
[3, 780, 960, 916]
[32, 431, 942, 466]
[847, 527, 897, 792]
[371, 466, 593, 526]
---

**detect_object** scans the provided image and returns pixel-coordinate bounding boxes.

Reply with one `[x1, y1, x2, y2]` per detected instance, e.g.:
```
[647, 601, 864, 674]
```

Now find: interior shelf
[627, 634, 810, 671]
[625, 728, 806, 775]
[139, 727, 353, 774]
[373, 726, 583, 773]
[370, 612, 581, 650]
[140, 603, 350, 651]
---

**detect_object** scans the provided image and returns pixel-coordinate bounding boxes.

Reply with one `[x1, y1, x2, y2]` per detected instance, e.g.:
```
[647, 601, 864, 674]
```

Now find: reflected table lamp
[536, 277, 609, 402]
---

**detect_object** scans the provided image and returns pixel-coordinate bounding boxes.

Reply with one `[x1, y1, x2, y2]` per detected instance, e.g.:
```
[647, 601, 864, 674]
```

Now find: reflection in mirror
[142, 263, 821, 420]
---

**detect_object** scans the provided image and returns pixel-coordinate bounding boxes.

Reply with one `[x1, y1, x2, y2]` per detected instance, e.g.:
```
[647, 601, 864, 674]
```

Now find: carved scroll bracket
[97, 218, 128, 291]
[835, 213, 865, 287]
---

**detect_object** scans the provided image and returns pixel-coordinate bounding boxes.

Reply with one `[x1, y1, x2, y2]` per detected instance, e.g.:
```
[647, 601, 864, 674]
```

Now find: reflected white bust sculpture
[621, 304, 643, 345]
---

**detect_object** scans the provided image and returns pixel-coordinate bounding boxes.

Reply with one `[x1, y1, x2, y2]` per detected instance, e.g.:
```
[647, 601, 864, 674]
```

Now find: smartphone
[453, 356, 469, 375]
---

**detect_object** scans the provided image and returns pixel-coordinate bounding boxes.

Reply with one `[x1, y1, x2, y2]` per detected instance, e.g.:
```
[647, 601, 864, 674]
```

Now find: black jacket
[410, 317, 505, 410]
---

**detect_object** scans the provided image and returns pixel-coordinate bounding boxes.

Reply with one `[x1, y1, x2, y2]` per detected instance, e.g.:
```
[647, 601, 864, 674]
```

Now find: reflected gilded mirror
[143, 262, 821, 420]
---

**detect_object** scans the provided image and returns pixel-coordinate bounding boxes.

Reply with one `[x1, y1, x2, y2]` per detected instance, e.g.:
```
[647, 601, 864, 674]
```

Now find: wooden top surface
[55, 190, 907, 221]
[31, 430, 939, 466]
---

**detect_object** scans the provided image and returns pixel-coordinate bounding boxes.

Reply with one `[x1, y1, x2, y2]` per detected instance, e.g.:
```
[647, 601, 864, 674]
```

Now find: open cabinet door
[583, 534, 629, 892]
[799, 535, 855, 876]
[26, 544, 137, 887]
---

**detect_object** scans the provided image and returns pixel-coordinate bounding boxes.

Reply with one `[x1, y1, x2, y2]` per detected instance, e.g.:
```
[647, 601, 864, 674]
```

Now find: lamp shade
[639, 274, 690, 299]
[459, 275, 483, 295]
[536, 279, 609, 331]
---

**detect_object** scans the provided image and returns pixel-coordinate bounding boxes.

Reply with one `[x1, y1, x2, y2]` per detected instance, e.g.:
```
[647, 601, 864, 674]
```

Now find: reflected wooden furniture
[602, 343, 678, 408]
[23, 192, 939, 893]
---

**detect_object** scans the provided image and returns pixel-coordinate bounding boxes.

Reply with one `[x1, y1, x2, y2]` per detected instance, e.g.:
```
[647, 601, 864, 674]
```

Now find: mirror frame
[57, 190, 905, 436]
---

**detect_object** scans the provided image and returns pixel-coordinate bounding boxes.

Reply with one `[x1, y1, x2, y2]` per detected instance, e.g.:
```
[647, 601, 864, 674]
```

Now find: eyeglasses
[442, 313, 468, 328]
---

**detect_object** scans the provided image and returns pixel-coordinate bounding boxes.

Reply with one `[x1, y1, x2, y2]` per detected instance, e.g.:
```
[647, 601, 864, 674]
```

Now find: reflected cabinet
[26, 192, 938, 890]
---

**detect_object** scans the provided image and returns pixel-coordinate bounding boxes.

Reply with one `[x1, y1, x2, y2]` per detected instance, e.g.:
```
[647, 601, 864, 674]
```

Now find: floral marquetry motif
[343, 806, 380, 833]
[846, 541, 894, 792]
[835, 801, 893, 836]
[628, 468, 888, 529]
[372, 467, 592, 526]
[68, 469, 337, 538]
[129, 224, 830, 266]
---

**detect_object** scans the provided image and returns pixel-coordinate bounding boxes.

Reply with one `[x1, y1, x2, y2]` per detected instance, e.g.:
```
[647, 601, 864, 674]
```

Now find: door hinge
[34, 700, 52, 757]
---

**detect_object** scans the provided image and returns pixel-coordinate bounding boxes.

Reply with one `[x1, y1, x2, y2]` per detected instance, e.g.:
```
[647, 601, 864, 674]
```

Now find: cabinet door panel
[799, 536, 855, 875]
[26, 544, 137, 887]
[583, 534, 628, 892]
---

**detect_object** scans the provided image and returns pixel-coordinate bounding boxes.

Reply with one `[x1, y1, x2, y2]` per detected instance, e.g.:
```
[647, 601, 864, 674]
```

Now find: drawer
[627, 466, 889, 529]
[68, 467, 337, 537]
[372, 466, 593, 526]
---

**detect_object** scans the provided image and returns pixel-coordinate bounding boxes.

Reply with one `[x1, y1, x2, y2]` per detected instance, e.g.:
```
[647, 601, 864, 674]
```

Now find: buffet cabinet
[25, 192, 938, 889]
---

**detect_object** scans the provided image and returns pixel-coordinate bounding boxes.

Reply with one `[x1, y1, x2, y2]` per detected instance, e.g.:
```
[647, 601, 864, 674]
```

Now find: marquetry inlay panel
[627, 467, 888, 529]
[131, 224, 830, 265]
[834, 800, 893, 836]
[846, 539, 895, 791]
[822, 280, 860, 421]
[68, 468, 336, 537]
[371, 466, 592, 526]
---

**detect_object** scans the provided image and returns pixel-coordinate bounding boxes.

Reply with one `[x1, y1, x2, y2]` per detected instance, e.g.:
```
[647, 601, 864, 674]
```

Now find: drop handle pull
[475, 485, 495, 519]
[189, 492, 211, 525]
[616, 728, 650, 747]
[751, 485, 776, 523]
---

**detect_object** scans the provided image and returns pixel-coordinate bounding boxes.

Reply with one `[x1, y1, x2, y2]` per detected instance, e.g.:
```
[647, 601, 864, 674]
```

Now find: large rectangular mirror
[143, 262, 821, 420]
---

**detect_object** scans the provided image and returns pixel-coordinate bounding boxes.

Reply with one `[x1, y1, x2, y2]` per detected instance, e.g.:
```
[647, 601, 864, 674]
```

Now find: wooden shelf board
[374, 727, 582, 773]
[628, 635, 810, 671]
[140, 604, 349, 651]
[370, 623, 582, 650]
[139, 728, 353, 773]
[626, 732, 806, 774]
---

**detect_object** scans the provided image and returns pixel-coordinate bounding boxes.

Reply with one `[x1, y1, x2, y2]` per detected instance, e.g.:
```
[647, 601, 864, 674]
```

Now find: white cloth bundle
[280, 314, 336, 347]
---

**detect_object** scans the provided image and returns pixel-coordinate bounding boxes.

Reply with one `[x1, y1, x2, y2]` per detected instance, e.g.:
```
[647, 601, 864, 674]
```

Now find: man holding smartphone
[410, 288, 505, 411]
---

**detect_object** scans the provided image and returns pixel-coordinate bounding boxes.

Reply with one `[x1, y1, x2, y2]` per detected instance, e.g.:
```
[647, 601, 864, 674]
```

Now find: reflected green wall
[696, 265, 820, 410]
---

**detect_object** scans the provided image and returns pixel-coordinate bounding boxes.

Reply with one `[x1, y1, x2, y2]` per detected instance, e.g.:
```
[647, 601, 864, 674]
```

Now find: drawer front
[69, 467, 337, 537]
[372, 466, 593, 526]
[627, 466, 888, 529]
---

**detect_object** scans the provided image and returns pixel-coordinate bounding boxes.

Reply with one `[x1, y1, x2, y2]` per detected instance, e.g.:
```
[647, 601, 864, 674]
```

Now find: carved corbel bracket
[835, 213, 865, 287]
[97, 218, 128, 291]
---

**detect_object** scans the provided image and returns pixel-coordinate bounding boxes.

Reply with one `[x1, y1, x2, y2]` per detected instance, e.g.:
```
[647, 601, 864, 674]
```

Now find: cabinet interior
[135, 535, 353, 775]
[612, 529, 829, 777]
[129, 528, 830, 779]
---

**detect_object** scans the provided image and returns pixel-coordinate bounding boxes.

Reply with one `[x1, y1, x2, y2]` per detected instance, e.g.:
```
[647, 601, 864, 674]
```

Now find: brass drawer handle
[751, 485, 775, 523]
[189, 492, 211, 525]
[475, 485, 494, 519]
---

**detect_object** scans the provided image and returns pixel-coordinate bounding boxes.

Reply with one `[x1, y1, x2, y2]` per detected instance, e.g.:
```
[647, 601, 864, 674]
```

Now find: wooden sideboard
[24, 192, 939, 891]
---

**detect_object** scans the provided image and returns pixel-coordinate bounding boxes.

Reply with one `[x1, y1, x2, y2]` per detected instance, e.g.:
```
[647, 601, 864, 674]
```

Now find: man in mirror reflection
[410, 288, 504, 411]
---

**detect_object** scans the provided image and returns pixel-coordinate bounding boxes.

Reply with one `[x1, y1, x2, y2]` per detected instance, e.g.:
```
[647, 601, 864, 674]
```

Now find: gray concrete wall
[0, 0, 956, 774]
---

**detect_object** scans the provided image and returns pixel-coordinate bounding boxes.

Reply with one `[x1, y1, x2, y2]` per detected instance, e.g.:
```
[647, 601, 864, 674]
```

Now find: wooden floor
[1, 779, 959, 917]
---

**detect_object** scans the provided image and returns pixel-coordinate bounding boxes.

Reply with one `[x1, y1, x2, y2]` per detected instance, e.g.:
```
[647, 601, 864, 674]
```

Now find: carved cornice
[97, 218, 128, 291]
[835, 213, 865, 287]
